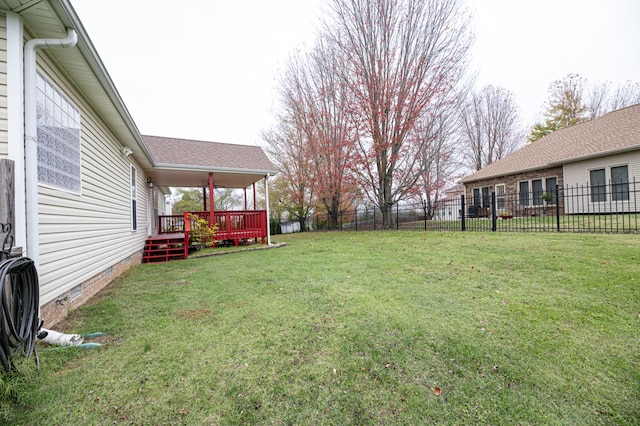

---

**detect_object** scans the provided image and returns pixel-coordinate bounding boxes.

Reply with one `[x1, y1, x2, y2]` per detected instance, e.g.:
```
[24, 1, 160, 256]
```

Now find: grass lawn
[2, 231, 639, 425]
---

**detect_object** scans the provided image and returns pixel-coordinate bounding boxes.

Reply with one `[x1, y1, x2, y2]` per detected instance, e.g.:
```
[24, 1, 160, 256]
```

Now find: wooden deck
[148, 210, 269, 262]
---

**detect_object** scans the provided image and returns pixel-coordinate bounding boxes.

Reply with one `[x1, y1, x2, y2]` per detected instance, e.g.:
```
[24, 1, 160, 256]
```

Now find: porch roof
[143, 135, 278, 189]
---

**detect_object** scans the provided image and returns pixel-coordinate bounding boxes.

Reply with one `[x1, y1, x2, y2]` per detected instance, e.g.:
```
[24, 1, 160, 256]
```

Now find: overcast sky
[70, 0, 640, 146]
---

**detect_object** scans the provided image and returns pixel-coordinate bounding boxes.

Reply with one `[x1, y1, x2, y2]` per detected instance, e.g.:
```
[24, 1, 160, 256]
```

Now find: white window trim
[131, 165, 137, 231]
[517, 176, 558, 207]
[588, 164, 630, 204]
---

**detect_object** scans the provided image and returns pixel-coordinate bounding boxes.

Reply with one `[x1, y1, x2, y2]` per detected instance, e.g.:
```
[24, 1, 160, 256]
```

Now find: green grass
[2, 232, 639, 425]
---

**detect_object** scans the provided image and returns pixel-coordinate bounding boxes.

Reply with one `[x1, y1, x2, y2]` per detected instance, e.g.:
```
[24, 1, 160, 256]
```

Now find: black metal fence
[299, 181, 640, 234]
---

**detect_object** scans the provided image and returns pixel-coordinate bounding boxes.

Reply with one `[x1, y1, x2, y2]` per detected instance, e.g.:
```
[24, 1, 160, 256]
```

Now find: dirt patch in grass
[173, 308, 215, 321]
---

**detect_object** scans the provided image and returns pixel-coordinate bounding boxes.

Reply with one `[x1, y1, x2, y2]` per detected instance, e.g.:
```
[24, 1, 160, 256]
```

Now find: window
[495, 184, 506, 210]
[152, 188, 159, 230]
[519, 181, 529, 206]
[545, 177, 557, 204]
[481, 187, 490, 208]
[532, 179, 544, 206]
[519, 176, 558, 206]
[473, 188, 481, 206]
[131, 166, 137, 230]
[36, 72, 81, 193]
[611, 165, 629, 201]
[590, 169, 606, 203]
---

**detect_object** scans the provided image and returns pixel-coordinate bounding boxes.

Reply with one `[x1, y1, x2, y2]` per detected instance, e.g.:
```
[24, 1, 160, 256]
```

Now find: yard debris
[38, 328, 105, 348]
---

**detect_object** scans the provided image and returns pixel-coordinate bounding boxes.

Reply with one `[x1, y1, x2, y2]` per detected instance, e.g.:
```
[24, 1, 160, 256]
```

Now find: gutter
[24, 28, 78, 270]
[153, 163, 279, 176]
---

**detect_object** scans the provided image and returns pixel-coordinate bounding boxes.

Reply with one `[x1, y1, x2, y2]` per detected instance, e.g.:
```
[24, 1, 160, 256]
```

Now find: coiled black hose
[0, 256, 40, 373]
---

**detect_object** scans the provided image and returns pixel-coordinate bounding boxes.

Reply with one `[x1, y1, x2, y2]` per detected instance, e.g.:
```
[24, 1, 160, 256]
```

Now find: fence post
[491, 192, 497, 231]
[373, 208, 376, 231]
[556, 184, 561, 232]
[355, 207, 358, 231]
[396, 203, 399, 230]
[423, 200, 427, 231]
[461, 194, 466, 231]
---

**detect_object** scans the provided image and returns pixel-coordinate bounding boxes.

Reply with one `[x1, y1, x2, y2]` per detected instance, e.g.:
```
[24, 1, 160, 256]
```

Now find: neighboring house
[432, 184, 464, 221]
[460, 104, 640, 216]
[0, 1, 276, 326]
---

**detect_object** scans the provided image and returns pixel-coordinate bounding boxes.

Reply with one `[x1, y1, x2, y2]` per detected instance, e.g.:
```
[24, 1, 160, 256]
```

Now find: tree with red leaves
[280, 40, 360, 230]
[263, 117, 315, 231]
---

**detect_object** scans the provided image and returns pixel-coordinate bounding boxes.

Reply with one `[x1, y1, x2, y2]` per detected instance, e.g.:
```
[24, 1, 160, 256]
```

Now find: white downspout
[6, 12, 25, 254]
[264, 174, 271, 245]
[24, 29, 78, 270]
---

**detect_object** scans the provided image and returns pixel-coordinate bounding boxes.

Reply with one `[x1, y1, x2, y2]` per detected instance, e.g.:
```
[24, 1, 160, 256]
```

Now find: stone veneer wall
[464, 166, 565, 215]
[40, 250, 143, 328]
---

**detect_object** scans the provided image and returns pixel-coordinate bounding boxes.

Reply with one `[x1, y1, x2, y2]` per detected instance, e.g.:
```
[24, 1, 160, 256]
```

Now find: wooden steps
[143, 234, 185, 263]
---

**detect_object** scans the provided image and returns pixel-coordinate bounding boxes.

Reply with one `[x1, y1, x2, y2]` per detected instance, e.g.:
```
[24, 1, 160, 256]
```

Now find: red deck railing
[159, 210, 268, 257]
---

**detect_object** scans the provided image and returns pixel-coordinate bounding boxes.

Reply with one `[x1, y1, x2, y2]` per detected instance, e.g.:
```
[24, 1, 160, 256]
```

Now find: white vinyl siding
[35, 52, 148, 306]
[0, 15, 8, 156]
[562, 151, 640, 214]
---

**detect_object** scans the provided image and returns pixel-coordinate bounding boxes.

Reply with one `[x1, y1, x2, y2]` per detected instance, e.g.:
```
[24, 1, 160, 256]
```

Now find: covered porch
[141, 136, 278, 262]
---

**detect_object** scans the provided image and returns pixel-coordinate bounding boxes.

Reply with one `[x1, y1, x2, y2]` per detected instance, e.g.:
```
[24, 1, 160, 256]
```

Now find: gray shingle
[461, 104, 640, 183]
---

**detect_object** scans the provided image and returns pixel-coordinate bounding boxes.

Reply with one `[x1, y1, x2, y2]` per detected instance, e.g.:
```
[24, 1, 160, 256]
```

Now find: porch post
[243, 188, 248, 210]
[208, 173, 214, 225]
[253, 183, 257, 210]
[264, 175, 271, 245]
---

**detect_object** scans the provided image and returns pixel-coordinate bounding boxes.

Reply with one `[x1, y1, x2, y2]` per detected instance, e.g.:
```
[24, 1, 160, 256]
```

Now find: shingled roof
[142, 135, 278, 189]
[461, 103, 640, 184]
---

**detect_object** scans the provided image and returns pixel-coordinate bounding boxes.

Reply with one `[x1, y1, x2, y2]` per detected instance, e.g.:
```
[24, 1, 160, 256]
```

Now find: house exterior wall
[0, 14, 7, 156]
[463, 166, 564, 215]
[33, 46, 149, 313]
[562, 150, 640, 214]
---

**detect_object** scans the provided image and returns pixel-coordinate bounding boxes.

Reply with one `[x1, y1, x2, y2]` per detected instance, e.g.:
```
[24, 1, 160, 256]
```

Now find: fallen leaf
[179, 408, 188, 415]
[433, 387, 441, 396]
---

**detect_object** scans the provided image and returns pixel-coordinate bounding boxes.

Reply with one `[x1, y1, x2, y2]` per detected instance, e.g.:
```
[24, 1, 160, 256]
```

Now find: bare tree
[321, 0, 473, 228]
[589, 80, 640, 119]
[459, 85, 523, 171]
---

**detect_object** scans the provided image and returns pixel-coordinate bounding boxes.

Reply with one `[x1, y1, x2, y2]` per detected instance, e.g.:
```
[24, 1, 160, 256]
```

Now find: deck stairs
[143, 234, 185, 263]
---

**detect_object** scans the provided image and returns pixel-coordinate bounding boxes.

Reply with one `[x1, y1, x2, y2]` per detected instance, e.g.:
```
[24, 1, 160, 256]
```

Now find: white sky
[70, 0, 640, 146]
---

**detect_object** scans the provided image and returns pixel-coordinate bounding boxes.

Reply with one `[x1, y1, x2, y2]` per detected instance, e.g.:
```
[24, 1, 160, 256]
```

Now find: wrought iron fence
[296, 179, 640, 234]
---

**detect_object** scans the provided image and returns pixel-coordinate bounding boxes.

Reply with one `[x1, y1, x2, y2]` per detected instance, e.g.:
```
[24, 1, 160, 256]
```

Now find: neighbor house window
[131, 166, 137, 230]
[532, 179, 544, 206]
[545, 177, 557, 204]
[36, 72, 81, 193]
[519, 176, 558, 206]
[473, 188, 481, 206]
[519, 181, 529, 206]
[590, 169, 606, 203]
[611, 165, 629, 201]
[481, 187, 490, 208]
[495, 184, 506, 210]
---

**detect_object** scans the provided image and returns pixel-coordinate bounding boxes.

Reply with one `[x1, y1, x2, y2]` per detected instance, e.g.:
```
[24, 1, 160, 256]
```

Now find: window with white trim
[131, 166, 137, 231]
[495, 184, 506, 210]
[611, 165, 629, 201]
[472, 186, 490, 208]
[590, 165, 630, 203]
[518, 176, 557, 206]
[36, 72, 81, 193]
